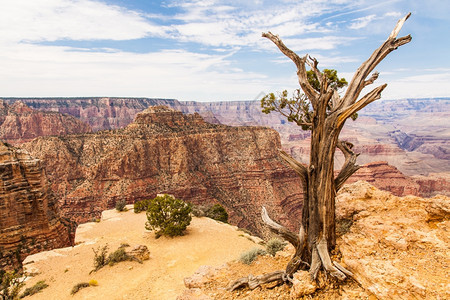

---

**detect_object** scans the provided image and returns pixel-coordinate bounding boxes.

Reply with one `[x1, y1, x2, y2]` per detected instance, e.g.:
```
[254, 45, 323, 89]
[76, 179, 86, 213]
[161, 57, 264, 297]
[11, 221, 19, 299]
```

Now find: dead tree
[229, 13, 411, 290]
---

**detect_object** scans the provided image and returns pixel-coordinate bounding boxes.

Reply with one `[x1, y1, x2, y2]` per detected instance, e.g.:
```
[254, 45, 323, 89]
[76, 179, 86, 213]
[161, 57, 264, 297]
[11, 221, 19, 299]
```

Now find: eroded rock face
[0, 100, 91, 144]
[0, 142, 73, 269]
[345, 161, 420, 197]
[23, 107, 303, 237]
[336, 181, 450, 300]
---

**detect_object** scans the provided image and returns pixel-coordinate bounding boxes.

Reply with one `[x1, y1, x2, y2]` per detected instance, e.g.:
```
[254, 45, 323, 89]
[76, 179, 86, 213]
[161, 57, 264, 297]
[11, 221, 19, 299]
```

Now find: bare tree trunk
[229, 13, 411, 291]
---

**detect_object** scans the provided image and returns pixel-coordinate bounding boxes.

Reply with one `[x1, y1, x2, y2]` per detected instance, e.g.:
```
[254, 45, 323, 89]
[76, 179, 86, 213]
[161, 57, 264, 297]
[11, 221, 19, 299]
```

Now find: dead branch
[278, 149, 308, 186]
[337, 84, 387, 128]
[228, 271, 285, 291]
[340, 13, 411, 110]
[335, 140, 360, 191]
[262, 206, 300, 248]
[262, 32, 318, 106]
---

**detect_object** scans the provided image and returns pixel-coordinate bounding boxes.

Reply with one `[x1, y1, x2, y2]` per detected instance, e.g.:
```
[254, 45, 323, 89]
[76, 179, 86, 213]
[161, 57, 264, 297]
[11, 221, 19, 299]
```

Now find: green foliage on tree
[145, 194, 192, 239]
[206, 204, 228, 223]
[133, 198, 151, 213]
[261, 69, 356, 130]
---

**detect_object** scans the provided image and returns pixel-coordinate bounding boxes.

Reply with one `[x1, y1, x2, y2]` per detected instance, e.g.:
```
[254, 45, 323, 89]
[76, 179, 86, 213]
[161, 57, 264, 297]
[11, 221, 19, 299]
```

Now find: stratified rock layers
[23, 107, 303, 237]
[0, 143, 73, 269]
[0, 100, 91, 144]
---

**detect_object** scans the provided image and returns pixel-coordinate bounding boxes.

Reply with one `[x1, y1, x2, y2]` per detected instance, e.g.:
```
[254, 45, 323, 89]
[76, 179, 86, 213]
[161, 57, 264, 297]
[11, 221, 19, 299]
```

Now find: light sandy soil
[22, 206, 263, 299]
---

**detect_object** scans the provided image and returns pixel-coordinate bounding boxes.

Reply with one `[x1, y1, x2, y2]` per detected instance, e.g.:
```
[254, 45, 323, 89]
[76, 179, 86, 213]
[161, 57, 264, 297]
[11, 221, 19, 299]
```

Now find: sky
[0, 0, 449, 102]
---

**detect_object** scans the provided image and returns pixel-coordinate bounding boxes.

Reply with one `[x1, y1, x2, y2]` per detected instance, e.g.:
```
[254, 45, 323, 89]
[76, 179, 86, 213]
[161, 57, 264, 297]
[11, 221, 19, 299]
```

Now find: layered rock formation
[0, 142, 73, 270]
[3, 98, 180, 132]
[0, 100, 91, 144]
[23, 107, 303, 237]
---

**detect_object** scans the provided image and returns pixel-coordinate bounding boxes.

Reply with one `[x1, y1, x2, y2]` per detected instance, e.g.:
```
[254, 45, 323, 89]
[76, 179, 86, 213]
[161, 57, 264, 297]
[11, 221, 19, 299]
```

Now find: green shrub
[20, 280, 48, 298]
[205, 204, 228, 223]
[191, 204, 208, 217]
[70, 282, 89, 295]
[134, 198, 151, 213]
[91, 244, 140, 273]
[115, 200, 127, 212]
[265, 238, 286, 256]
[1, 270, 26, 299]
[145, 194, 192, 239]
[239, 248, 267, 265]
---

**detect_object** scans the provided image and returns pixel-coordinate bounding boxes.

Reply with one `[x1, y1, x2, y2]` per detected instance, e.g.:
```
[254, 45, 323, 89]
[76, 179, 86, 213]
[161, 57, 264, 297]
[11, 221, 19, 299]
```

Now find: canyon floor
[21, 182, 449, 300]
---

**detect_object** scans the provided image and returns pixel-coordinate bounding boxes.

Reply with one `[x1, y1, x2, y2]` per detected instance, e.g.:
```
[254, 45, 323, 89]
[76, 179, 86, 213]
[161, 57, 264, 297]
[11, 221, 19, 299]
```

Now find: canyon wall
[0, 142, 73, 270]
[3, 97, 180, 132]
[0, 100, 91, 144]
[23, 107, 303, 237]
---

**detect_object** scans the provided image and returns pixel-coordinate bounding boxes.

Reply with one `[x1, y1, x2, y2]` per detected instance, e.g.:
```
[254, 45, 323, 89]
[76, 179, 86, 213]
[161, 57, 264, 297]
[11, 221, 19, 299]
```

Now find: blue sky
[0, 0, 449, 101]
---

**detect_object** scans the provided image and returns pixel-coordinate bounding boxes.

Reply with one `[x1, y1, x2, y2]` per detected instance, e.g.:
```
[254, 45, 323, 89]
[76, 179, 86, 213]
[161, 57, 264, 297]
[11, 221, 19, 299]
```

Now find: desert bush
[88, 279, 98, 286]
[205, 204, 228, 223]
[145, 194, 192, 238]
[92, 245, 109, 272]
[239, 248, 267, 265]
[115, 199, 127, 212]
[191, 204, 208, 217]
[1, 270, 26, 300]
[20, 280, 48, 298]
[107, 245, 131, 266]
[133, 198, 151, 213]
[70, 282, 89, 295]
[265, 238, 286, 256]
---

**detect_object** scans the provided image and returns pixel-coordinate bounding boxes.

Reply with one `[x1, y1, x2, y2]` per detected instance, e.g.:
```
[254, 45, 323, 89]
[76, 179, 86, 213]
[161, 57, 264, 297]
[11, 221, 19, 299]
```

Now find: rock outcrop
[336, 181, 449, 300]
[346, 161, 420, 197]
[0, 142, 73, 270]
[22, 107, 303, 237]
[0, 100, 91, 144]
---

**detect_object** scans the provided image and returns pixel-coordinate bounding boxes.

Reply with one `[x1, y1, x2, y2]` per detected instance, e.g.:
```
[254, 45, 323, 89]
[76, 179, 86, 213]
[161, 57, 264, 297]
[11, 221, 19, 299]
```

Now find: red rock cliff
[0, 100, 91, 145]
[0, 142, 73, 270]
[23, 107, 303, 237]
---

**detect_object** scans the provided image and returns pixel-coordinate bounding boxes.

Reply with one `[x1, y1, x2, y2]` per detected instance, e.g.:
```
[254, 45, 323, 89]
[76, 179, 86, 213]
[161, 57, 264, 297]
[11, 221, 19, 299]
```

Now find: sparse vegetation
[265, 238, 286, 257]
[145, 194, 192, 238]
[91, 244, 140, 273]
[115, 199, 127, 212]
[0, 270, 26, 300]
[239, 248, 267, 265]
[19, 280, 48, 298]
[70, 282, 89, 295]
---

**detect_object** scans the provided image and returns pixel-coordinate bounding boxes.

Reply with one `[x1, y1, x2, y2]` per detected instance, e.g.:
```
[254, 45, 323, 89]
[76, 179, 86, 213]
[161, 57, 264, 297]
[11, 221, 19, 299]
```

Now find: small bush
[265, 238, 286, 256]
[115, 200, 127, 212]
[107, 246, 131, 266]
[145, 194, 192, 238]
[1, 270, 26, 300]
[239, 248, 267, 265]
[71, 282, 89, 295]
[92, 245, 109, 272]
[205, 204, 228, 223]
[191, 204, 208, 217]
[134, 199, 151, 213]
[88, 279, 98, 286]
[20, 280, 48, 298]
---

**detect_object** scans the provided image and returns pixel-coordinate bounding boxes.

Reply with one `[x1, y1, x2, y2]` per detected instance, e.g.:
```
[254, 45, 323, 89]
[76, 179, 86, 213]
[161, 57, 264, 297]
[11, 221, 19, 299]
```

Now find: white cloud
[0, 0, 168, 44]
[348, 14, 376, 30]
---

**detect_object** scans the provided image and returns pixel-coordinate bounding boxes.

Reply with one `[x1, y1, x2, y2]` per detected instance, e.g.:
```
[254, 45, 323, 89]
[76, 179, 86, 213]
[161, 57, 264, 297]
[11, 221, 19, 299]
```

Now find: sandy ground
[22, 206, 262, 299]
